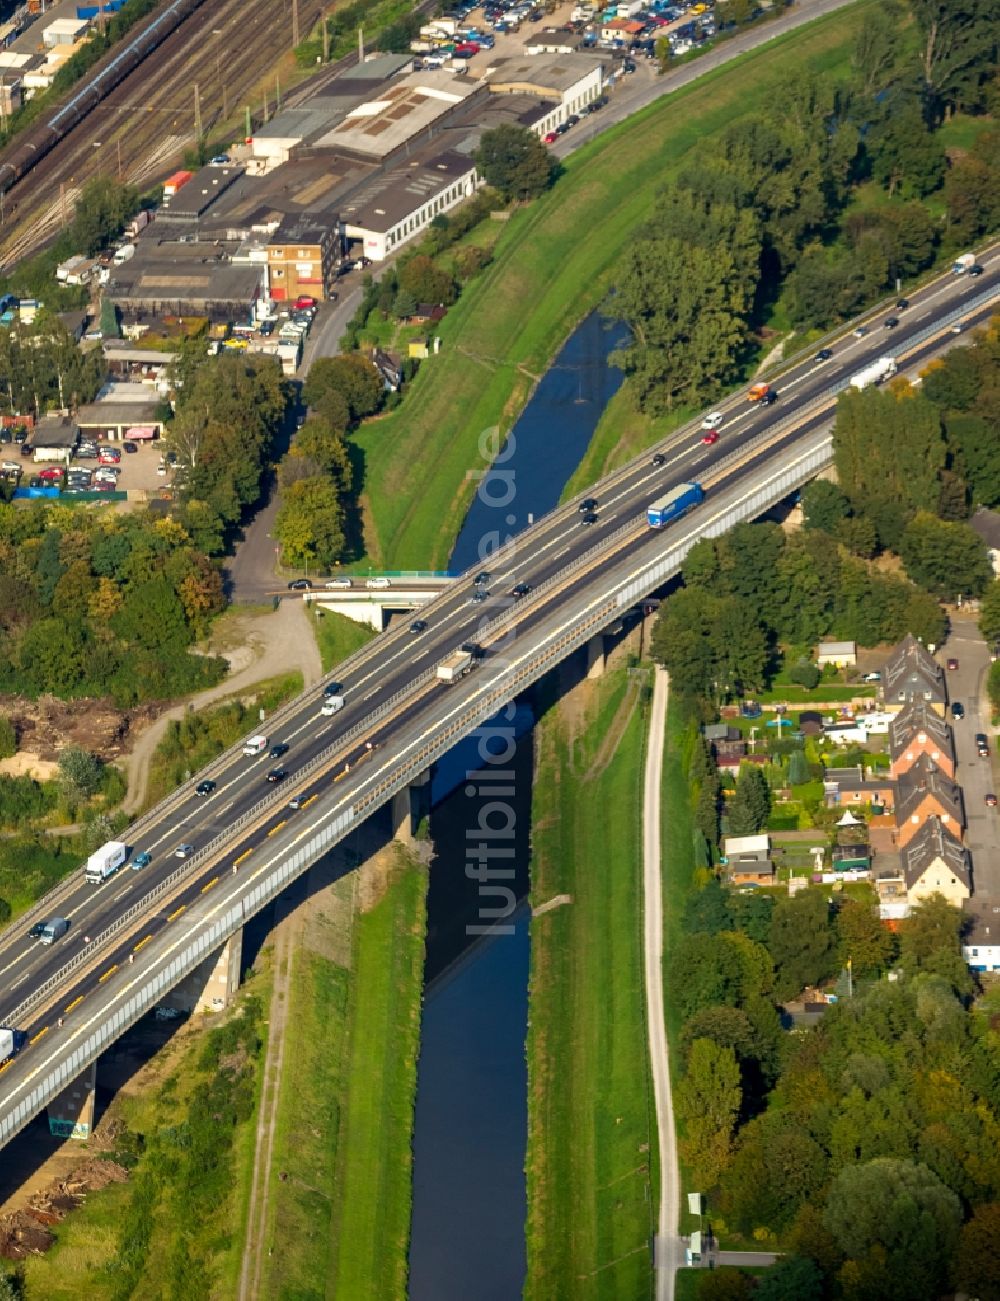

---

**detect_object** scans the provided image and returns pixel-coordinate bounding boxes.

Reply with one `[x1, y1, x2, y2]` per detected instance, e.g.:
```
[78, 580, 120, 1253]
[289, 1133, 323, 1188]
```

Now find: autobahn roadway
[0, 250, 998, 1115]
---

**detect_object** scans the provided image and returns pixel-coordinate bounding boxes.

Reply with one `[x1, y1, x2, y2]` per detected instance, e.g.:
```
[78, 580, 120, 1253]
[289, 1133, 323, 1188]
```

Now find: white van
[366, 577, 391, 590]
[243, 734, 267, 756]
[321, 697, 344, 716]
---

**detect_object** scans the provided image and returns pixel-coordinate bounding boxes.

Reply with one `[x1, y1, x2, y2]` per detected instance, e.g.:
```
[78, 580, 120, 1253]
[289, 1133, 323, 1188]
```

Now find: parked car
[544, 131, 558, 143]
[986, 793, 997, 808]
[976, 733, 990, 757]
[951, 701, 965, 720]
[287, 578, 313, 590]
[947, 657, 959, 670]
[122, 440, 138, 453]
[99, 448, 121, 465]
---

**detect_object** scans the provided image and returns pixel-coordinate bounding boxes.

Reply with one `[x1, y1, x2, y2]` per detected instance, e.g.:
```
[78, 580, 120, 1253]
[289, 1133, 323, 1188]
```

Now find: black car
[267, 768, 288, 783]
[580, 511, 598, 525]
[195, 779, 217, 796]
[259, 320, 275, 336]
[815, 348, 834, 361]
[976, 733, 990, 757]
[511, 582, 532, 599]
[760, 390, 778, 405]
[26, 921, 46, 940]
[969, 264, 984, 276]
[269, 743, 290, 759]
[579, 497, 598, 513]
[471, 589, 489, 603]
[288, 578, 313, 591]
[652, 452, 666, 466]
[473, 570, 490, 586]
[555, 122, 570, 135]
[895, 298, 909, 310]
[566, 113, 580, 126]
[410, 619, 428, 633]
[122, 440, 138, 453]
[884, 316, 899, 329]
[951, 702, 965, 720]
[323, 682, 343, 698]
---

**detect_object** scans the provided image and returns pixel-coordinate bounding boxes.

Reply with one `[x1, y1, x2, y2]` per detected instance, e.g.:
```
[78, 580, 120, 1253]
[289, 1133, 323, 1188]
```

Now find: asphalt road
[938, 617, 998, 897]
[0, 255, 997, 1096]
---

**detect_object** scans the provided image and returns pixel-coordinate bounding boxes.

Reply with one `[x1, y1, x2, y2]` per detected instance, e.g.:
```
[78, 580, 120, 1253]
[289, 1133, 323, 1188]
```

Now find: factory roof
[157, 164, 244, 221]
[482, 52, 607, 95]
[340, 149, 476, 233]
[317, 70, 479, 159]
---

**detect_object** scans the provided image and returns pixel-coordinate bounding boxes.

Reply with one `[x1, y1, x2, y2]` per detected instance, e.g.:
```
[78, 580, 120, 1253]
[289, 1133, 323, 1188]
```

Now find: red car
[544, 131, 558, 144]
[293, 295, 317, 310]
[37, 466, 63, 481]
[98, 447, 121, 465]
[701, 430, 719, 445]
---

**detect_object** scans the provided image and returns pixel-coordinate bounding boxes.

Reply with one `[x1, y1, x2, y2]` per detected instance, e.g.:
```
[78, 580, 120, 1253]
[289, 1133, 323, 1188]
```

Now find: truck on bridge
[850, 356, 897, 391]
[647, 482, 704, 529]
[437, 649, 474, 683]
[84, 840, 127, 884]
[0, 1027, 27, 1067]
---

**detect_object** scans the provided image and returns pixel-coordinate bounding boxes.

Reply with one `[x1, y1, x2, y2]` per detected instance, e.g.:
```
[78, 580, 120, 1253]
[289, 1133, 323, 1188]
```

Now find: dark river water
[408, 311, 624, 1298]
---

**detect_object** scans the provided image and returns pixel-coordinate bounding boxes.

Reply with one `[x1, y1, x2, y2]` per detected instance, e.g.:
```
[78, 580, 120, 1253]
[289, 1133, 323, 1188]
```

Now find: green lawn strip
[526, 670, 655, 1299]
[757, 684, 875, 704]
[355, 2, 873, 570]
[310, 606, 377, 675]
[141, 671, 303, 809]
[257, 929, 349, 1299]
[331, 852, 426, 1298]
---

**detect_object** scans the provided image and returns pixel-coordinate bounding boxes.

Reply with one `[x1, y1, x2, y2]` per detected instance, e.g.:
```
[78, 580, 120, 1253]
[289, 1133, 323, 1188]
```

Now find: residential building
[266, 218, 339, 302]
[816, 640, 857, 668]
[888, 702, 956, 781]
[895, 755, 964, 848]
[880, 632, 947, 715]
[721, 834, 774, 887]
[823, 765, 895, 811]
[900, 816, 971, 908]
[963, 900, 1000, 972]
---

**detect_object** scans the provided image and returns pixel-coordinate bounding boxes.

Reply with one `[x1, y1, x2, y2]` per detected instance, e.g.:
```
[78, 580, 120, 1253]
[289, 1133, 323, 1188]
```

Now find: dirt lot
[0, 694, 163, 767]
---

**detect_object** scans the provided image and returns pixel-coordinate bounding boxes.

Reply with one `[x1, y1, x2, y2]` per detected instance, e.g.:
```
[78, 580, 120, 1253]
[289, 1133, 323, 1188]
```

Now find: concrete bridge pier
[392, 770, 431, 843]
[47, 1060, 96, 1140]
[586, 632, 607, 680]
[162, 928, 244, 1015]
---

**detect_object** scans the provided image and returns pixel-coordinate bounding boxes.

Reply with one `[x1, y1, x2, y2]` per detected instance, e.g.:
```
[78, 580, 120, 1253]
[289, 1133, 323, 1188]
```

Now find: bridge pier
[47, 1060, 96, 1141]
[162, 929, 244, 1015]
[392, 770, 431, 843]
[586, 633, 607, 680]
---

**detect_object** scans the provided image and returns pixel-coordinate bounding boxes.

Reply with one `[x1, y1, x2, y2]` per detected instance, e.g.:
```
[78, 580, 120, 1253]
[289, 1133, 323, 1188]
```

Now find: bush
[789, 660, 821, 690]
[0, 716, 16, 759]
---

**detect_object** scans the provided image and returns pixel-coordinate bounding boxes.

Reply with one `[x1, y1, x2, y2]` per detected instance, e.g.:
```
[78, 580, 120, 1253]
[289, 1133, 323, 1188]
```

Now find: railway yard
[0, 0, 326, 269]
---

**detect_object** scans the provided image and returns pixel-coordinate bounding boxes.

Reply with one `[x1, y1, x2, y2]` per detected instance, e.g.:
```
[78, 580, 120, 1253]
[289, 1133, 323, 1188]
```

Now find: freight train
[0, 0, 208, 199]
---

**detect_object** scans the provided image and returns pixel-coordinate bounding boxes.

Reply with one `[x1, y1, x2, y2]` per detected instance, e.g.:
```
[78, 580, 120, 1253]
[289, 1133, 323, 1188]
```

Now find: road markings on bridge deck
[133, 935, 153, 953]
[64, 996, 83, 1015]
[267, 821, 286, 837]
[28, 1027, 48, 1046]
[233, 850, 253, 866]
[200, 876, 219, 894]
[99, 965, 118, 984]
[166, 905, 185, 922]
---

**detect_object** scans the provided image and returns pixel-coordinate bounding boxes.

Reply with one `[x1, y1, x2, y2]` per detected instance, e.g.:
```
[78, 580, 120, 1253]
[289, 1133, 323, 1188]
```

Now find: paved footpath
[643, 666, 683, 1301]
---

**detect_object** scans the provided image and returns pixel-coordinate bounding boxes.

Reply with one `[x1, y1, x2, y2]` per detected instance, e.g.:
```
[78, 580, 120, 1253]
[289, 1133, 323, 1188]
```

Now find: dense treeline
[0, 504, 226, 703]
[616, 0, 1000, 411]
[673, 848, 1000, 1301]
[0, 315, 104, 420]
[651, 325, 1000, 702]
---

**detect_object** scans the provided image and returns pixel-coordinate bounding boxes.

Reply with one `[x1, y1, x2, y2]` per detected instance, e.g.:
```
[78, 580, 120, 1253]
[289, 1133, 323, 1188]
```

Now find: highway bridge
[0, 252, 998, 1151]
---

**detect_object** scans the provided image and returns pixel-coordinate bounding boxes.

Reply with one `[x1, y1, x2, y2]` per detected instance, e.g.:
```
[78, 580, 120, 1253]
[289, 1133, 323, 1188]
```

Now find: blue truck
[1, 1027, 27, 1066]
[647, 482, 704, 529]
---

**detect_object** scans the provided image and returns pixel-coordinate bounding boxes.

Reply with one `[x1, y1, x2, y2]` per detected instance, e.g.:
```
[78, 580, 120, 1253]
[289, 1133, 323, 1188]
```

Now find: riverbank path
[643, 666, 683, 1300]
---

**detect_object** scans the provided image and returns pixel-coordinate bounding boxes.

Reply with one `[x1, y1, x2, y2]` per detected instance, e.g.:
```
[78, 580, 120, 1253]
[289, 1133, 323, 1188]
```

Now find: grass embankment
[354, 2, 872, 569]
[142, 671, 303, 808]
[22, 974, 271, 1301]
[526, 669, 655, 1299]
[257, 844, 427, 1299]
[310, 605, 377, 674]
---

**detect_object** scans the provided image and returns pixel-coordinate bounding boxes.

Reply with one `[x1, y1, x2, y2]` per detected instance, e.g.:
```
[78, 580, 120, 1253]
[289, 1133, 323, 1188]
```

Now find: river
[408, 310, 624, 1297]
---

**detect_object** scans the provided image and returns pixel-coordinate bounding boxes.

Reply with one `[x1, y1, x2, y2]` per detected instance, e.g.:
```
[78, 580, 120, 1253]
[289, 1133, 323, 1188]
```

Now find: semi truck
[647, 482, 704, 529]
[850, 356, 897, 391]
[84, 840, 128, 884]
[0, 1027, 27, 1066]
[953, 252, 976, 274]
[437, 649, 474, 683]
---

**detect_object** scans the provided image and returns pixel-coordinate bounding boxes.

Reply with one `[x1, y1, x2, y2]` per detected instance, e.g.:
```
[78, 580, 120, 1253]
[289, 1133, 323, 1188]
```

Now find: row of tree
[615, 0, 999, 410]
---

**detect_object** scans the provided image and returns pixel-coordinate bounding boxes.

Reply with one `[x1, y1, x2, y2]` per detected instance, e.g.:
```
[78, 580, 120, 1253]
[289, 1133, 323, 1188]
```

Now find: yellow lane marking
[29, 1027, 49, 1046]
[234, 849, 253, 866]
[99, 965, 118, 984]
[200, 876, 219, 894]
[167, 905, 186, 922]
[64, 996, 83, 1015]
[133, 935, 153, 953]
[267, 821, 287, 837]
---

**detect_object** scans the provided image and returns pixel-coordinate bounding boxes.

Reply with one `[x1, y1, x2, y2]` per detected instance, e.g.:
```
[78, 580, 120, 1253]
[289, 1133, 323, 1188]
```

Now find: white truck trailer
[437, 649, 474, 683]
[850, 356, 897, 391]
[84, 840, 128, 884]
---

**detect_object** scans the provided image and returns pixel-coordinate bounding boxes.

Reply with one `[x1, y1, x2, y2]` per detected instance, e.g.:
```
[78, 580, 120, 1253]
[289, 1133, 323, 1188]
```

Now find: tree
[677, 1039, 742, 1186]
[754, 1254, 824, 1301]
[274, 476, 347, 570]
[823, 1158, 962, 1301]
[769, 889, 835, 999]
[303, 354, 382, 424]
[910, 0, 998, 116]
[0, 716, 15, 759]
[789, 660, 820, 690]
[474, 125, 556, 201]
[787, 749, 809, 786]
[398, 254, 456, 306]
[669, 932, 746, 1019]
[696, 1270, 753, 1301]
[899, 511, 992, 599]
[801, 479, 850, 533]
[900, 894, 973, 995]
[72, 175, 138, 256]
[955, 1202, 1000, 1301]
[392, 287, 416, 319]
[58, 745, 102, 800]
[727, 766, 770, 835]
[835, 896, 895, 977]
[980, 581, 1000, 646]
[852, 1, 903, 96]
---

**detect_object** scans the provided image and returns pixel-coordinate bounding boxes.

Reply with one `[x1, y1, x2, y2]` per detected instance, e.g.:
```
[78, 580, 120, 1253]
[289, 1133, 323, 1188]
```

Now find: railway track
[0, 0, 325, 269]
